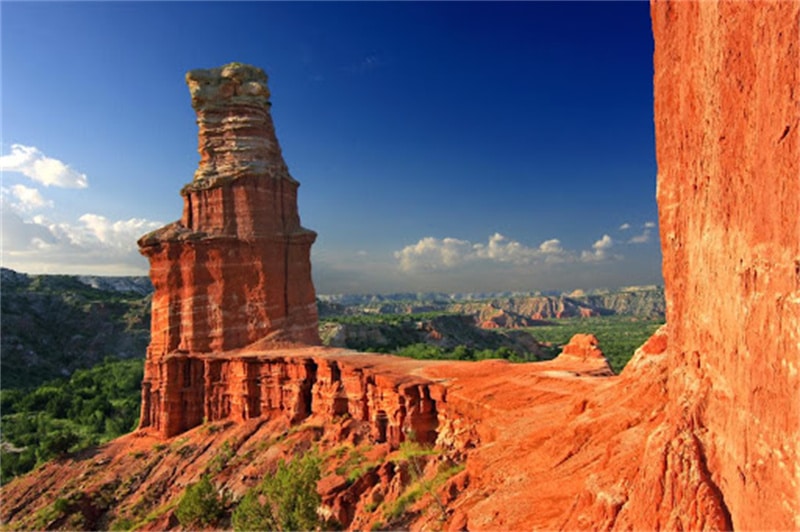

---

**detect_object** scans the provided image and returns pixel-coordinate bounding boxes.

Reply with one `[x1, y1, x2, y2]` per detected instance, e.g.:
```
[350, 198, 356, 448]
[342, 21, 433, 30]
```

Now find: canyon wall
[632, 1, 799, 529]
[137, 63, 320, 436]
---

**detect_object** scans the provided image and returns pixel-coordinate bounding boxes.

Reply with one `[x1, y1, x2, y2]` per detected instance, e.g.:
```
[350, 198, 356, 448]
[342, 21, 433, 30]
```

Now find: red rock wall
[140, 351, 441, 441]
[142, 233, 318, 355]
[645, 1, 799, 529]
[131, 11, 800, 524]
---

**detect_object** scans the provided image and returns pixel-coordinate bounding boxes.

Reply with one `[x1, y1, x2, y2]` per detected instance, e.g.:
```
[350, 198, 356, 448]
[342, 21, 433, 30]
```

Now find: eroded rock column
[137, 63, 320, 436]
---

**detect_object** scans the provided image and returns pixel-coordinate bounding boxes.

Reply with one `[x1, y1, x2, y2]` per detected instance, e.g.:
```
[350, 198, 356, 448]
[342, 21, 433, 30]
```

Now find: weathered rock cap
[560, 334, 604, 359]
[186, 62, 270, 108]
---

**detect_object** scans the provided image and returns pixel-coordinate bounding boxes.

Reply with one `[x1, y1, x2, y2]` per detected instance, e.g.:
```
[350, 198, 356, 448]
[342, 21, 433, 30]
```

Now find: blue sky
[1, 1, 661, 294]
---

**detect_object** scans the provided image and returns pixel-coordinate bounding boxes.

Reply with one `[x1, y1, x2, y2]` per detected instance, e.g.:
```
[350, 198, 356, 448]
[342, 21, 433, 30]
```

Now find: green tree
[233, 451, 322, 532]
[175, 475, 224, 527]
[452, 345, 474, 360]
[494, 346, 516, 360]
[39, 429, 80, 459]
[232, 490, 276, 531]
[0, 357, 143, 484]
[0, 448, 36, 484]
[0, 389, 24, 415]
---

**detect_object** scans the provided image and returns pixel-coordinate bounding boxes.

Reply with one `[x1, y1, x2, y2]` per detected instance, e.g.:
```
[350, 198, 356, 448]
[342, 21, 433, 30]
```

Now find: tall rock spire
[137, 63, 320, 435]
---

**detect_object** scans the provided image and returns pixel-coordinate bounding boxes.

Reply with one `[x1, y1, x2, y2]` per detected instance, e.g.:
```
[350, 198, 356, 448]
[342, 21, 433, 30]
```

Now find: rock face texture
[644, 2, 799, 529]
[139, 349, 441, 447]
[137, 63, 320, 436]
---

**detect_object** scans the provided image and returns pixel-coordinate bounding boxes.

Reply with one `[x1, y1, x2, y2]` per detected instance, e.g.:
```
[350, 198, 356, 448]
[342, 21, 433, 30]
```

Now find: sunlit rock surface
[137, 63, 320, 437]
[637, 1, 799, 528]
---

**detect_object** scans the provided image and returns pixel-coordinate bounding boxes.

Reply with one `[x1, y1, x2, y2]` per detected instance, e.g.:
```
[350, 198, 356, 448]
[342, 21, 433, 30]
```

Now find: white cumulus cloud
[619, 222, 631, 230]
[72, 214, 163, 251]
[1, 207, 163, 275]
[643, 221, 656, 228]
[581, 234, 615, 262]
[0, 144, 88, 188]
[593, 234, 614, 250]
[395, 233, 582, 272]
[394, 236, 472, 271]
[472, 233, 539, 264]
[538, 238, 564, 254]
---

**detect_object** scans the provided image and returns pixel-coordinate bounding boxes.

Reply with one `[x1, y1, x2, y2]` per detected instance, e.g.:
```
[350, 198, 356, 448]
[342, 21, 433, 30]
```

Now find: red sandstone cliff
[637, 2, 799, 528]
[1, 2, 798, 530]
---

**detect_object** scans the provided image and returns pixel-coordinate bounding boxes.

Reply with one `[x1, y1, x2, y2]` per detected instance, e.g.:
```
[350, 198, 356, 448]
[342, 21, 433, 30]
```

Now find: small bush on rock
[232, 451, 322, 531]
[232, 490, 276, 531]
[175, 475, 223, 527]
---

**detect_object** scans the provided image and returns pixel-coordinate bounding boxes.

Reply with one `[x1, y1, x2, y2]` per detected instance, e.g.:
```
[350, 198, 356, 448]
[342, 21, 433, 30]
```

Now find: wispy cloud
[0, 144, 88, 188]
[628, 229, 652, 244]
[627, 222, 657, 244]
[346, 54, 385, 74]
[3, 184, 54, 211]
[619, 222, 631, 230]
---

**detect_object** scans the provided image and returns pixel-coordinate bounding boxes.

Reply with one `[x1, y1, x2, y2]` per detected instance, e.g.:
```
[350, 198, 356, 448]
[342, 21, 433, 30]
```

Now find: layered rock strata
[141, 348, 441, 446]
[137, 63, 320, 436]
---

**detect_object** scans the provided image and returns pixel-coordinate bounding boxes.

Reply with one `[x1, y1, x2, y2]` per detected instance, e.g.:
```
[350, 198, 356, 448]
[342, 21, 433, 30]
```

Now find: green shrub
[232, 451, 322, 531]
[109, 516, 135, 531]
[39, 429, 80, 458]
[175, 475, 223, 527]
[53, 497, 71, 514]
[207, 439, 235, 473]
[232, 490, 276, 531]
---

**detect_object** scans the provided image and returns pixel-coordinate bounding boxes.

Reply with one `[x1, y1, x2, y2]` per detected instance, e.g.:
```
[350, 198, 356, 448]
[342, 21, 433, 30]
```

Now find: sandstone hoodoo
[137, 63, 320, 436]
